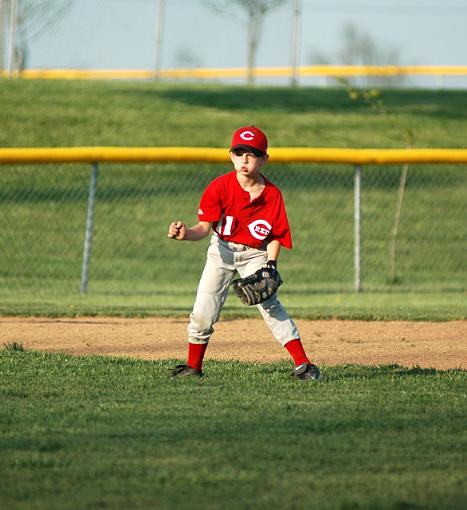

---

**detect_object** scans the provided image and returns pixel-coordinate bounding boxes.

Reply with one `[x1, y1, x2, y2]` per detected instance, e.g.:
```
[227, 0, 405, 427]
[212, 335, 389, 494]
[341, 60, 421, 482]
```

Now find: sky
[21, 0, 467, 87]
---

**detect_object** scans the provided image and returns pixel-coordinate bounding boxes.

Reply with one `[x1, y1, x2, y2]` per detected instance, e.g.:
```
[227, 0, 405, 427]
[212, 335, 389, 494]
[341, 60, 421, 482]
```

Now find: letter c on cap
[240, 130, 255, 141]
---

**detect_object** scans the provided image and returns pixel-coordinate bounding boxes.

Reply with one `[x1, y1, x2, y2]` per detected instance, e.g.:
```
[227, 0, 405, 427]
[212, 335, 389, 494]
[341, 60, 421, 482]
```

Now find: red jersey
[197, 171, 292, 249]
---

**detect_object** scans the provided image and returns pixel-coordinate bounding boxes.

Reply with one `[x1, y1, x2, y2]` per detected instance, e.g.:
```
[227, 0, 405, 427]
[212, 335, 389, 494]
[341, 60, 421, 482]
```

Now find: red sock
[284, 339, 310, 366]
[187, 342, 208, 371]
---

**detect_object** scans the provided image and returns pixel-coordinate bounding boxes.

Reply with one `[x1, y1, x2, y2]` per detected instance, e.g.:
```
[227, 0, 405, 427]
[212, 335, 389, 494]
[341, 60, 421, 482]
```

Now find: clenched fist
[168, 221, 187, 240]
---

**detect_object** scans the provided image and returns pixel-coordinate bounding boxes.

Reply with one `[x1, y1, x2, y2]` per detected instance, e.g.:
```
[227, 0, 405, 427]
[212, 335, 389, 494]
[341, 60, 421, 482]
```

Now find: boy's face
[230, 148, 268, 178]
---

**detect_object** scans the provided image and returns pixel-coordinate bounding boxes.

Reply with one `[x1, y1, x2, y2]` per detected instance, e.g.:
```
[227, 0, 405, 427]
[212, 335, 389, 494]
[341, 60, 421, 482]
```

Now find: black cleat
[292, 362, 323, 381]
[171, 364, 203, 378]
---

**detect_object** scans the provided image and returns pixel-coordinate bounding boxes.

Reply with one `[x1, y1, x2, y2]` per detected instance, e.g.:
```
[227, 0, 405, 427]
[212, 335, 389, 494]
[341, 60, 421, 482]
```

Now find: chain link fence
[0, 161, 465, 305]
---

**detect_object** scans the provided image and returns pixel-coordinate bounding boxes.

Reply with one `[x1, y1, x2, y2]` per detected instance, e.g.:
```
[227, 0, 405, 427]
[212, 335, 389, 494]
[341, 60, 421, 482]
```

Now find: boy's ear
[260, 154, 269, 165]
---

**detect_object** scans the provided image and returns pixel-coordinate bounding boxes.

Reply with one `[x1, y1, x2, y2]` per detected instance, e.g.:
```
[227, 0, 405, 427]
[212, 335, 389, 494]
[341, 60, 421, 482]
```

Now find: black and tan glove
[231, 261, 282, 306]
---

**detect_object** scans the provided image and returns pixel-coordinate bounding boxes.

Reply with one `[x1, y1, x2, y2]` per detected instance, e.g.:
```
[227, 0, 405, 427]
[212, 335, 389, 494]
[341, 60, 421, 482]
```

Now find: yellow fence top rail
[1, 147, 467, 165]
[3, 65, 467, 81]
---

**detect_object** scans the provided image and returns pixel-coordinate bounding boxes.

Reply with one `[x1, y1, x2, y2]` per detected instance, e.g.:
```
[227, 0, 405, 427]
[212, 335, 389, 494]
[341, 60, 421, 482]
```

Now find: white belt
[218, 237, 250, 251]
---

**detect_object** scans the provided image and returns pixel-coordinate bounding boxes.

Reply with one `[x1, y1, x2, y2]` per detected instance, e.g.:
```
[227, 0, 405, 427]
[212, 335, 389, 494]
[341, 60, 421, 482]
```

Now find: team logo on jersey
[198, 208, 204, 215]
[240, 130, 255, 141]
[248, 219, 272, 240]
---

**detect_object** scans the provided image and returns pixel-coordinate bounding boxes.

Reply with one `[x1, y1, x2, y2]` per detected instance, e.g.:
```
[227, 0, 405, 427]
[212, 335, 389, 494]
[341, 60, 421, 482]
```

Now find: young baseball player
[168, 126, 321, 380]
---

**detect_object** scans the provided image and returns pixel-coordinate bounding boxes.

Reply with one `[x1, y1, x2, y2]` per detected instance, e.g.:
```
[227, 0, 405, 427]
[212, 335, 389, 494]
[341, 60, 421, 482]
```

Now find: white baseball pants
[188, 233, 299, 346]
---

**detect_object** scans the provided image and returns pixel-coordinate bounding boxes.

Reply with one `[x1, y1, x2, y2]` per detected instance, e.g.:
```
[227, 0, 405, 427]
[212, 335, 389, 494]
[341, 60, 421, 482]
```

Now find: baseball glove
[231, 262, 283, 306]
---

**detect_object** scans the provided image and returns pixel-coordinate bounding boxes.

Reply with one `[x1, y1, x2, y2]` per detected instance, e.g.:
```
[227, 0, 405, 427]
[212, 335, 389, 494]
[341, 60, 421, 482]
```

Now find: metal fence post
[80, 162, 98, 294]
[354, 164, 362, 292]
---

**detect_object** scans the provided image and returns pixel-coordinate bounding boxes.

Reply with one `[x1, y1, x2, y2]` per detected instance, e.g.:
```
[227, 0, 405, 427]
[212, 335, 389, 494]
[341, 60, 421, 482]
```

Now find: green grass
[0, 80, 466, 318]
[2, 80, 467, 148]
[0, 291, 465, 321]
[1, 349, 466, 510]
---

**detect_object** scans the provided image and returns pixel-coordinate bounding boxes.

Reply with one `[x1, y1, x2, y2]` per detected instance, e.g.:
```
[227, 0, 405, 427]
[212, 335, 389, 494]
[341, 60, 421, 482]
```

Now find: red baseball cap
[230, 126, 268, 156]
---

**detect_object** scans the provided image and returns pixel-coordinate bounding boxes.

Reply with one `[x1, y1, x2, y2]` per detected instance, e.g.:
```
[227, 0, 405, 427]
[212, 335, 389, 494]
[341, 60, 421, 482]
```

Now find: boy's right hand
[168, 221, 186, 240]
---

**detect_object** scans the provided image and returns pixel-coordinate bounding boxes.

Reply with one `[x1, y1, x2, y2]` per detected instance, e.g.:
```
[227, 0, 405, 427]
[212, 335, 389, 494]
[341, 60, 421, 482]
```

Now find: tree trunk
[246, 13, 257, 85]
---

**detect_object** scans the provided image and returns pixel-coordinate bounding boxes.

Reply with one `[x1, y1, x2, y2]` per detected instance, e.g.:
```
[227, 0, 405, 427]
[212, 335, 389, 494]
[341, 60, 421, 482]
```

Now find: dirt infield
[1, 317, 466, 370]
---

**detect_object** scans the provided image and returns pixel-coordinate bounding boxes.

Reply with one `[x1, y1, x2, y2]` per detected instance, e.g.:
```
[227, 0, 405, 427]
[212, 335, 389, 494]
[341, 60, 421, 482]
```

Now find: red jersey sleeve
[270, 191, 292, 249]
[197, 177, 223, 223]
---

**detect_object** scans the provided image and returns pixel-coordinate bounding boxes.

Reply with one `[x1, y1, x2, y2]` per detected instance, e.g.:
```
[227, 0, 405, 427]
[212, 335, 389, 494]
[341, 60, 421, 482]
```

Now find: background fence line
[2, 65, 467, 81]
[2, 147, 467, 164]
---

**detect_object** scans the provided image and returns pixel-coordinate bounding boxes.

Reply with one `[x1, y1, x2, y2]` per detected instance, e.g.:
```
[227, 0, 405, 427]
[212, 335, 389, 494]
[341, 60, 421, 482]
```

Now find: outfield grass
[2, 80, 467, 148]
[0, 291, 465, 321]
[1, 348, 466, 510]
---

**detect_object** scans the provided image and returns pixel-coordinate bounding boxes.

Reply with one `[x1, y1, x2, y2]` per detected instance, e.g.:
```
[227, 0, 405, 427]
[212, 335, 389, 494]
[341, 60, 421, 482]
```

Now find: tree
[1, 0, 73, 73]
[174, 46, 203, 69]
[308, 22, 406, 87]
[203, 0, 286, 85]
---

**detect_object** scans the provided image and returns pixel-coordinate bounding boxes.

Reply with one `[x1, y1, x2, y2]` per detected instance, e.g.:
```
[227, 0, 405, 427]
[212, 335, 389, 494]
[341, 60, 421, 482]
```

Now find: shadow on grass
[131, 85, 467, 120]
[331, 364, 447, 380]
